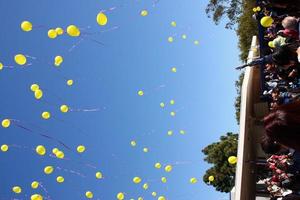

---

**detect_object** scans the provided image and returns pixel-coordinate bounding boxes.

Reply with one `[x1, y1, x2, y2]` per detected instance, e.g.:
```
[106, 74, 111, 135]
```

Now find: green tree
[202, 132, 238, 193]
[234, 72, 244, 124]
[205, 0, 243, 29]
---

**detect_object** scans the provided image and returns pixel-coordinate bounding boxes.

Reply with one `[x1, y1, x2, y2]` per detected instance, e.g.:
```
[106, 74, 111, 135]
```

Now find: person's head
[264, 100, 300, 149]
[271, 88, 280, 99]
[261, 134, 281, 154]
[282, 16, 298, 30]
[272, 45, 298, 66]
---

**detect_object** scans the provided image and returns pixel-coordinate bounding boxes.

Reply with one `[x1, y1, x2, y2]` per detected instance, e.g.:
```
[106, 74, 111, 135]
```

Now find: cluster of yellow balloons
[48, 27, 64, 39]
[52, 147, 65, 159]
[30, 83, 43, 100]
[253, 6, 261, 12]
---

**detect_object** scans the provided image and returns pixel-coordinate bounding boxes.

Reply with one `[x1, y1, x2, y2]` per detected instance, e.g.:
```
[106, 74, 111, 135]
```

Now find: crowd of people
[240, 0, 300, 199]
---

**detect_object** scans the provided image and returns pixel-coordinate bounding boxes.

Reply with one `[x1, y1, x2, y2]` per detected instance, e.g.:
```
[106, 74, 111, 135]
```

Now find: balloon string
[11, 120, 71, 150]
[68, 37, 85, 52]
[56, 166, 86, 178]
[39, 182, 52, 200]
[70, 108, 101, 112]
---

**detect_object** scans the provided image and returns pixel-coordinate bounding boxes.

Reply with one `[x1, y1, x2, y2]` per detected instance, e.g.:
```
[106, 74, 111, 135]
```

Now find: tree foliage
[202, 132, 238, 193]
[205, 0, 243, 29]
[236, 0, 258, 61]
[234, 72, 244, 124]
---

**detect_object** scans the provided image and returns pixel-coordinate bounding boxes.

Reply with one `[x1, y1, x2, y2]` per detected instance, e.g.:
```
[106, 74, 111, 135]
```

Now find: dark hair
[264, 101, 300, 152]
[272, 45, 298, 65]
[282, 194, 300, 200]
[260, 135, 281, 154]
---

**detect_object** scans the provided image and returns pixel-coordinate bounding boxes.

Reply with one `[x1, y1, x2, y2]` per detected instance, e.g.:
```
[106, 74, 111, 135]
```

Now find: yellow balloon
[228, 156, 237, 165]
[161, 177, 167, 183]
[170, 100, 175, 105]
[96, 171, 103, 179]
[253, 8, 257, 12]
[1, 144, 8, 152]
[130, 140, 137, 147]
[56, 151, 64, 159]
[30, 84, 39, 92]
[168, 37, 174, 43]
[2, 119, 11, 128]
[48, 29, 57, 39]
[194, 40, 199, 45]
[0, 62, 3, 70]
[44, 166, 54, 174]
[152, 192, 157, 197]
[21, 21, 33, 32]
[36, 145, 46, 156]
[34, 89, 43, 100]
[171, 21, 177, 27]
[170, 111, 176, 117]
[41, 112, 51, 120]
[179, 130, 186, 135]
[138, 90, 144, 96]
[31, 194, 43, 200]
[117, 192, 125, 200]
[55, 27, 64, 35]
[260, 16, 274, 27]
[56, 176, 64, 183]
[140, 10, 148, 16]
[154, 162, 161, 169]
[12, 186, 22, 194]
[171, 67, 177, 72]
[142, 183, 148, 190]
[138, 197, 143, 200]
[182, 34, 187, 39]
[67, 79, 73, 86]
[208, 175, 214, 182]
[167, 130, 173, 136]
[14, 54, 27, 65]
[256, 6, 261, 11]
[54, 56, 63, 67]
[143, 147, 149, 153]
[86, 191, 93, 199]
[160, 102, 165, 108]
[190, 177, 198, 184]
[77, 145, 86, 153]
[165, 165, 172, 172]
[60, 105, 69, 113]
[31, 181, 39, 189]
[52, 148, 59, 154]
[97, 12, 108, 26]
[158, 196, 166, 200]
[268, 41, 275, 48]
[133, 177, 142, 184]
[67, 25, 80, 37]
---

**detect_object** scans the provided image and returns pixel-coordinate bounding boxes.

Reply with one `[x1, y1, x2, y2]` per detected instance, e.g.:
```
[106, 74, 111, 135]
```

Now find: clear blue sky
[0, 0, 240, 199]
